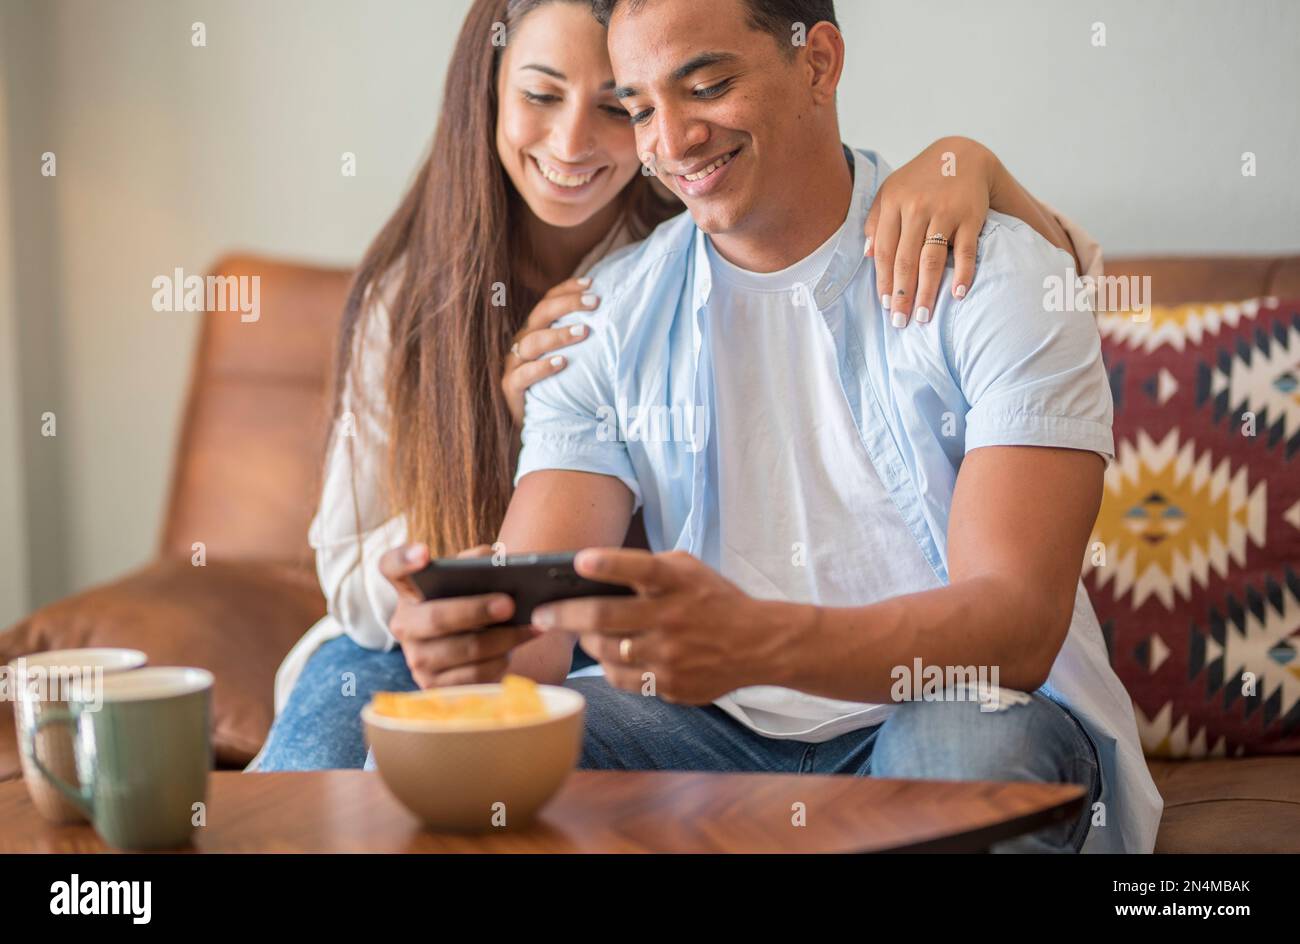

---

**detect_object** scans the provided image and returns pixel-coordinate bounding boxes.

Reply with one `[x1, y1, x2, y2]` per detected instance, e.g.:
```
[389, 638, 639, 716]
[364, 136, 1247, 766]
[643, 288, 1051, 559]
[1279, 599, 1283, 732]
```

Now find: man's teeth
[537, 159, 597, 188]
[682, 151, 735, 182]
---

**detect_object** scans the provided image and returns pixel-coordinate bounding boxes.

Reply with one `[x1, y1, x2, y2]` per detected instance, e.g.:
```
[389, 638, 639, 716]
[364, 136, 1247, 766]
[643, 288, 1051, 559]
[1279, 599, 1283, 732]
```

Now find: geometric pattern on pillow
[1084, 297, 1300, 758]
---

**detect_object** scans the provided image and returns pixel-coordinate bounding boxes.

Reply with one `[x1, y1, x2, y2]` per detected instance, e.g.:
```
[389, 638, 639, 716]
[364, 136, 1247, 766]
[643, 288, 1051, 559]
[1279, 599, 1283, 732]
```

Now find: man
[383, 0, 1162, 852]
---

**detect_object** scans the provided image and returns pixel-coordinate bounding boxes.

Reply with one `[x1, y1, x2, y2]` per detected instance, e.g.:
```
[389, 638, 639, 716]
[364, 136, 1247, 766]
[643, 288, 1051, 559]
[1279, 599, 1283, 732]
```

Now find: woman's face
[496, 2, 641, 229]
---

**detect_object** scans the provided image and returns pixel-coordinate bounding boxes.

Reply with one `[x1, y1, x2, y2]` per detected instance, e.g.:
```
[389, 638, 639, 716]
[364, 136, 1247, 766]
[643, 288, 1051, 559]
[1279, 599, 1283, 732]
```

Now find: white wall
[0, 44, 31, 625]
[3, 0, 1297, 609]
[4, 0, 470, 607]
[839, 0, 1300, 254]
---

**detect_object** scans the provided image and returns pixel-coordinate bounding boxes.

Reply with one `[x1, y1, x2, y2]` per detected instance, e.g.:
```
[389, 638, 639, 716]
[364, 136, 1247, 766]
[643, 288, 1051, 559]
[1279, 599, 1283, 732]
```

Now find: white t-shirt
[701, 216, 943, 741]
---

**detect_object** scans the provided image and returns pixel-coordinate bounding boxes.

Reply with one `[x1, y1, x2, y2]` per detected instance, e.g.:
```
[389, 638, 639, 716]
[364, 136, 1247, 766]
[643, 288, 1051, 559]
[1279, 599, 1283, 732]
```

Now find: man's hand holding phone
[378, 543, 539, 689]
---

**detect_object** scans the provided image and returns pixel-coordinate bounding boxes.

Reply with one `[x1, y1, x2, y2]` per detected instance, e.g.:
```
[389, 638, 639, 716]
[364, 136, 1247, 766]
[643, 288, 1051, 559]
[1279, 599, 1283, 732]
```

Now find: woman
[254, 0, 1100, 770]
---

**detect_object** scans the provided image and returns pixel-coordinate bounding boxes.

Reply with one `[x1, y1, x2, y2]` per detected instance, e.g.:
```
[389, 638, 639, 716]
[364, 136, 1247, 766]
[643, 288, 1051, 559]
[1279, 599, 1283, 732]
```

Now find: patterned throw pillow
[1084, 296, 1300, 758]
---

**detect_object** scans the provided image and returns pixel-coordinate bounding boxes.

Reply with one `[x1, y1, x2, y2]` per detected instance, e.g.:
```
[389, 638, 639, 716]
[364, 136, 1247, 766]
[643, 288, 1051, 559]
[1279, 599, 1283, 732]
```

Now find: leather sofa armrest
[0, 558, 324, 771]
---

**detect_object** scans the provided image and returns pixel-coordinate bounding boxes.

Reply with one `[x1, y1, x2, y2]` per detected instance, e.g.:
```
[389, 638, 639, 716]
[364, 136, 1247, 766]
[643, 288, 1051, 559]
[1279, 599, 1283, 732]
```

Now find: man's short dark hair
[591, 0, 838, 53]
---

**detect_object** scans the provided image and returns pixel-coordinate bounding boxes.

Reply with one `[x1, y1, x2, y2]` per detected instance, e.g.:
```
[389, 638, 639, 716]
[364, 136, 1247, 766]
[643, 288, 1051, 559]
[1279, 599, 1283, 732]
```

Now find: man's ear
[802, 21, 844, 105]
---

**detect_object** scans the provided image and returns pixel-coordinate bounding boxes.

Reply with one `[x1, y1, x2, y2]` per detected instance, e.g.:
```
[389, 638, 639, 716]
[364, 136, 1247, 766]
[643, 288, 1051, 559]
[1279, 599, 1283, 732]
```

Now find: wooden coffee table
[0, 770, 1084, 853]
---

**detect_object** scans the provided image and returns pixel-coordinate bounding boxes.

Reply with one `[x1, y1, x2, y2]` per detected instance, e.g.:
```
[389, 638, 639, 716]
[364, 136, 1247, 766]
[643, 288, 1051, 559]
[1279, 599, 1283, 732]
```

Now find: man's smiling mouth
[677, 148, 740, 183]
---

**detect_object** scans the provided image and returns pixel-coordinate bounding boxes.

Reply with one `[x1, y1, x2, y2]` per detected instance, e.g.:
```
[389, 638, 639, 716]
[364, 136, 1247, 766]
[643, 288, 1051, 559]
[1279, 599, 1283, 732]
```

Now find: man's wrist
[747, 598, 823, 690]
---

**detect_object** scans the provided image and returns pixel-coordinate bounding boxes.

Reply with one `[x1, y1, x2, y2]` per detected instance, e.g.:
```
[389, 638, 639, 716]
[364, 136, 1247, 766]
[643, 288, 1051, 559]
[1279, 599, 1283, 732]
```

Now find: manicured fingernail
[489, 596, 512, 620]
[863, 236, 872, 256]
[405, 544, 424, 564]
[954, 284, 968, 299]
[550, 355, 565, 367]
[569, 324, 586, 336]
[881, 294, 891, 311]
[577, 276, 593, 287]
[581, 293, 599, 306]
[915, 306, 931, 324]
[532, 607, 554, 629]
[891, 310, 908, 329]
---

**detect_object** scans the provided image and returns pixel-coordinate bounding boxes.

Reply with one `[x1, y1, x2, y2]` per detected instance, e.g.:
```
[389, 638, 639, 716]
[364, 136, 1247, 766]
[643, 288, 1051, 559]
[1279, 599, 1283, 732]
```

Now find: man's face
[608, 0, 809, 236]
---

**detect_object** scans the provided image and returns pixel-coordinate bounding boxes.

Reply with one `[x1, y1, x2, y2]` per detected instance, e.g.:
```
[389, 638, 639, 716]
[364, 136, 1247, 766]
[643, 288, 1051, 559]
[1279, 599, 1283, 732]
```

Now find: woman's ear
[803, 21, 845, 106]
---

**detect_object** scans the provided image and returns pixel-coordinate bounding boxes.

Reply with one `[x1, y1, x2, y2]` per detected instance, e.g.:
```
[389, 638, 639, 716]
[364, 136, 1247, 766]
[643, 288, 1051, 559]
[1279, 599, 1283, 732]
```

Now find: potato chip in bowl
[370, 674, 547, 725]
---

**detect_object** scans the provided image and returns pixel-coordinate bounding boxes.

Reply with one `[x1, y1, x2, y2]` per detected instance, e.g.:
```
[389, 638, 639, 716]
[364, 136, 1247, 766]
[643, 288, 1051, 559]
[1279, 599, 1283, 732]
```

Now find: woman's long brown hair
[330, 0, 676, 556]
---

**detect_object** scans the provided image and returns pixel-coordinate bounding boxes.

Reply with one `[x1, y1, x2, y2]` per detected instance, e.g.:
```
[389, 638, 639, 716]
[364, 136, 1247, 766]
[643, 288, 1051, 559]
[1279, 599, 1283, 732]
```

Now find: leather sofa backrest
[160, 256, 351, 564]
[1107, 255, 1300, 305]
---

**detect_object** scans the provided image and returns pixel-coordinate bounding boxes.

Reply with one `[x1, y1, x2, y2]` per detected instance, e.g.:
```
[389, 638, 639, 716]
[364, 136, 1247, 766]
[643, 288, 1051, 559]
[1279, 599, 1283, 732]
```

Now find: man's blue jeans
[255, 634, 1100, 852]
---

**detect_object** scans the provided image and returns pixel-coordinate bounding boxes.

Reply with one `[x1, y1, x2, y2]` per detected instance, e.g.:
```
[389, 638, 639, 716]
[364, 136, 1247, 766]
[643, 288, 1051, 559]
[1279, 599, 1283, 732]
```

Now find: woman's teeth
[536, 159, 597, 188]
[682, 150, 736, 182]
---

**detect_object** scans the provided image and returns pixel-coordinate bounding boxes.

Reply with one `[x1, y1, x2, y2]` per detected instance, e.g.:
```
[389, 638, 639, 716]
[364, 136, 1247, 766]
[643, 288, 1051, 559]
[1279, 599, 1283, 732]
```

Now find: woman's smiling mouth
[531, 155, 607, 194]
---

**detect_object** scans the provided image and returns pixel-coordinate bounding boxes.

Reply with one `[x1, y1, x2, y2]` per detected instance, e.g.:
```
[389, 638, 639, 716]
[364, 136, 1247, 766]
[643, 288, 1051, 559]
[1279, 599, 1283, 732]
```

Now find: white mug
[10, 647, 147, 823]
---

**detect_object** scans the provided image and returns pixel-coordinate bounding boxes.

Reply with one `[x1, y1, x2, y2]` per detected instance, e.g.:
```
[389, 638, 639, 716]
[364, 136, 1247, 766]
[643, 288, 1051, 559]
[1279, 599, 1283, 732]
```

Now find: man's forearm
[760, 576, 1070, 703]
[497, 469, 636, 685]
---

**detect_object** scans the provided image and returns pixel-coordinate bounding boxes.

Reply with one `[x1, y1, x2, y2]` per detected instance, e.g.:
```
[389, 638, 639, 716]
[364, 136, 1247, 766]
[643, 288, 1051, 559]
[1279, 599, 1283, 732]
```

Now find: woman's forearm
[985, 150, 1081, 268]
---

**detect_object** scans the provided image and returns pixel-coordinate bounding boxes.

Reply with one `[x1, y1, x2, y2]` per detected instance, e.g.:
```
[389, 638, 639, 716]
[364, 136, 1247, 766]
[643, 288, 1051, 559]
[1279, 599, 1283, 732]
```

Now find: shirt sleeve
[513, 295, 643, 510]
[944, 216, 1114, 462]
[308, 285, 405, 652]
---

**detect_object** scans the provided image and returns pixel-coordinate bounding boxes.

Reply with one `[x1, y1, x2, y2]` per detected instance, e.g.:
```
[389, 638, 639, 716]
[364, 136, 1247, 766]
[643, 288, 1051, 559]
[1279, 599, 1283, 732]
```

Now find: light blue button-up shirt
[517, 146, 1162, 853]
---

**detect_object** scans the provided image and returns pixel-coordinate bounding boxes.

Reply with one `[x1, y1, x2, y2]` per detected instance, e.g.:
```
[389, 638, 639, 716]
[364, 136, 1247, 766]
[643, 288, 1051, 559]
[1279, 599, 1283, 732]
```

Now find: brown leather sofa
[0, 258, 347, 769]
[4, 253, 1299, 852]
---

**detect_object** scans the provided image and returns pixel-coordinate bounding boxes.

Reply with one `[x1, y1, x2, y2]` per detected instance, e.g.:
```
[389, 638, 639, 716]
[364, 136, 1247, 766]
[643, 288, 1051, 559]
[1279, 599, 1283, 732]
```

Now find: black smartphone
[410, 551, 634, 626]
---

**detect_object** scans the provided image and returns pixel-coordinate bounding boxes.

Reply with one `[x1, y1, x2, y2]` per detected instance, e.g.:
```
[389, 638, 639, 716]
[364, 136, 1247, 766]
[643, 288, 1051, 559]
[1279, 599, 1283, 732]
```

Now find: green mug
[30, 666, 214, 850]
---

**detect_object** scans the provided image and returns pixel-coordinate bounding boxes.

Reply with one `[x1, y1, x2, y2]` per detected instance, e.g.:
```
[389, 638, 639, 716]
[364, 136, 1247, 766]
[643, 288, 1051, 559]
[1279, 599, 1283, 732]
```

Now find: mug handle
[27, 708, 94, 819]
